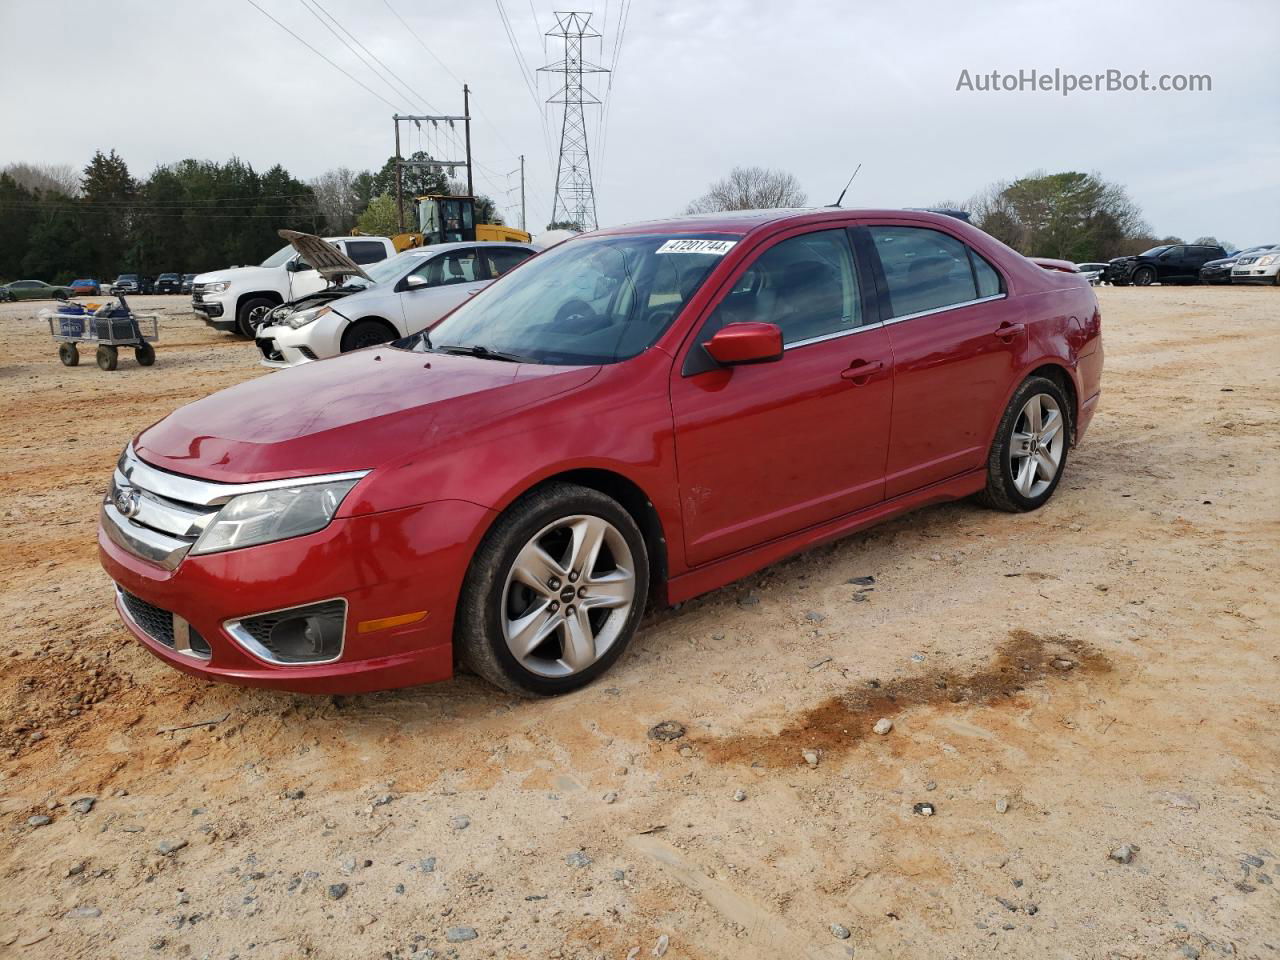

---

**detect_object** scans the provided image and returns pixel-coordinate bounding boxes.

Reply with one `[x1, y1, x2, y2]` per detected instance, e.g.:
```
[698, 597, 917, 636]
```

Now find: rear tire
[236, 297, 276, 339]
[455, 482, 649, 697]
[340, 318, 398, 352]
[96, 345, 118, 371]
[59, 343, 79, 366]
[978, 376, 1071, 513]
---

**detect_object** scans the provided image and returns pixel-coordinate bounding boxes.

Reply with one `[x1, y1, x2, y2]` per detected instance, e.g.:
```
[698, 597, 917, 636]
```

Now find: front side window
[415, 233, 733, 365]
[701, 229, 860, 347]
[870, 226, 993, 318]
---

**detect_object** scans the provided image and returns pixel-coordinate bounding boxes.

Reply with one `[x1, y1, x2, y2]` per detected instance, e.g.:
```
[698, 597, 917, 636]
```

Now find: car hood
[279, 229, 372, 282]
[134, 349, 601, 483]
[1202, 256, 1236, 267]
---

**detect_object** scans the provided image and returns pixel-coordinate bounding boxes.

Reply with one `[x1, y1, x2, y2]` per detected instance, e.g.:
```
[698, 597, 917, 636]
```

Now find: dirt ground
[0, 287, 1276, 960]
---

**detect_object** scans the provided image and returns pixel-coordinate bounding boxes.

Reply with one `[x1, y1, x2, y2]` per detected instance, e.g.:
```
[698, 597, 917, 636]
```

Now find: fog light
[226, 600, 346, 665]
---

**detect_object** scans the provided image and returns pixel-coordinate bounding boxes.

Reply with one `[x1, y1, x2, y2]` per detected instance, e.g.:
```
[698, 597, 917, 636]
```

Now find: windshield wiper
[433, 343, 534, 364]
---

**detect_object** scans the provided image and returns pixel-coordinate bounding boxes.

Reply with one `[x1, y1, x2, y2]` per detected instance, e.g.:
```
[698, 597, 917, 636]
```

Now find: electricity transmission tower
[539, 12, 608, 230]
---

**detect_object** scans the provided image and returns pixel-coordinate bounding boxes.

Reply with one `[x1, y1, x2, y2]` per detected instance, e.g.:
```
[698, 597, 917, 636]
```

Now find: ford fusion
[99, 209, 1102, 696]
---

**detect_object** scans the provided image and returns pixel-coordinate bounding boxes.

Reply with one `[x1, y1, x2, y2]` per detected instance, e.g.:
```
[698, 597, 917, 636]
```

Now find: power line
[307, 0, 443, 113]
[242, 0, 403, 112]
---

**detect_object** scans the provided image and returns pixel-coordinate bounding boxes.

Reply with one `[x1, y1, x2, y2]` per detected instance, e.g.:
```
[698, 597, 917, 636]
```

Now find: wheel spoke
[1024, 395, 1042, 434]
[506, 601, 560, 660]
[1034, 450, 1058, 481]
[560, 608, 597, 671]
[511, 543, 565, 595]
[565, 516, 608, 579]
[1011, 431, 1035, 456]
[580, 568, 633, 610]
[1039, 409, 1063, 445]
[1014, 455, 1037, 496]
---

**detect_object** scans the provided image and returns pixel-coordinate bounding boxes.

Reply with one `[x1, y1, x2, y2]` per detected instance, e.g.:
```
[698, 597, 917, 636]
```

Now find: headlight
[202, 281, 230, 293]
[190, 478, 361, 555]
[286, 305, 331, 329]
[1257, 254, 1278, 266]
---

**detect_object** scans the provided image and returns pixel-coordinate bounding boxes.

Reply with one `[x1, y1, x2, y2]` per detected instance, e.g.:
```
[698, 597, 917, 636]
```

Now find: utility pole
[463, 84, 474, 198]
[519, 155, 526, 232]
[539, 12, 608, 231]
[394, 117, 404, 232]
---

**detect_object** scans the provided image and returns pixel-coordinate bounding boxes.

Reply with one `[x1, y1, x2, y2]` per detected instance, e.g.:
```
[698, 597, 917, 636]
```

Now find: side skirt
[664, 469, 986, 606]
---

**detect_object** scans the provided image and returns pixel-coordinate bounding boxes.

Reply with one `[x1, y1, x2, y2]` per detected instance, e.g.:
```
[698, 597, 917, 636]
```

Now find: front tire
[340, 318, 398, 352]
[59, 343, 79, 366]
[455, 483, 649, 696]
[236, 297, 276, 339]
[1132, 267, 1155, 286]
[979, 376, 1071, 513]
[96, 345, 118, 371]
[134, 342, 156, 366]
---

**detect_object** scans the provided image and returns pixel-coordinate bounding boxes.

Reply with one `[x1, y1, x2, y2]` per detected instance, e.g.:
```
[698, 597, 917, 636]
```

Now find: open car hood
[278, 229, 372, 283]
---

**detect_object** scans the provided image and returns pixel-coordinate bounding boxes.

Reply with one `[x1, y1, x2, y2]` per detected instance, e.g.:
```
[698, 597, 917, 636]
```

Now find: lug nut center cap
[559, 586, 577, 604]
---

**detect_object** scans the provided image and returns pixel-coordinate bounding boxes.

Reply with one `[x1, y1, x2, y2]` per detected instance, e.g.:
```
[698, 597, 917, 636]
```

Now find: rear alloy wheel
[456, 483, 649, 696]
[979, 376, 1070, 512]
[1132, 267, 1156, 286]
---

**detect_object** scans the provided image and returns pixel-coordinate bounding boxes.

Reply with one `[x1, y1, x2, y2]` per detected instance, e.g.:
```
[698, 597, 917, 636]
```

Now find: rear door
[670, 226, 894, 566]
[864, 222, 1024, 498]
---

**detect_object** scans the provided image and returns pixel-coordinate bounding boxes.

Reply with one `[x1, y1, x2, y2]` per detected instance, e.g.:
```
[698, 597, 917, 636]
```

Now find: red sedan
[98, 209, 1102, 696]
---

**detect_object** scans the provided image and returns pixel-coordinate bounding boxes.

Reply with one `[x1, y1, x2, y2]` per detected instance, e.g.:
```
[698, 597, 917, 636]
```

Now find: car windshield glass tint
[1138, 246, 1170, 258]
[414, 233, 734, 365]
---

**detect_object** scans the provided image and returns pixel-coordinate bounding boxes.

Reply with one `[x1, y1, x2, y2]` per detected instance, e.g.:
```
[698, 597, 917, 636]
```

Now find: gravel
[873, 718, 893, 735]
[70, 796, 96, 815]
[449, 815, 471, 831]
[445, 926, 478, 943]
[565, 851, 592, 868]
[27, 815, 51, 827]
[327, 883, 349, 900]
[831, 923, 851, 939]
[647, 721, 686, 742]
[1109, 844, 1136, 864]
[156, 839, 188, 856]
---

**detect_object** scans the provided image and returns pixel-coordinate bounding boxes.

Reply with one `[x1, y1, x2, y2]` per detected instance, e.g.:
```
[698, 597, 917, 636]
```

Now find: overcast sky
[2, 0, 1276, 245]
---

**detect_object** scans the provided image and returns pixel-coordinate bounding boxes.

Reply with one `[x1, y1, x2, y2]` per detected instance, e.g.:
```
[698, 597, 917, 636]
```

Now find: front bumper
[192, 295, 236, 330]
[99, 499, 494, 693]
[255, 320, 340, 368]
[1231, 261, 1280, 283]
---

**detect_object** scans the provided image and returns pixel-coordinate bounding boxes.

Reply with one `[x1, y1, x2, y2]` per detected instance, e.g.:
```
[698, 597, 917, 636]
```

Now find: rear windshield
[411, 233, 735, 365]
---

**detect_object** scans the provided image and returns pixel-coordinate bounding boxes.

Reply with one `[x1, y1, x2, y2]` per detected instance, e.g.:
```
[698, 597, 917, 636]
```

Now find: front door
[671, 227, 894, 567]
[402, 248, 487, 334]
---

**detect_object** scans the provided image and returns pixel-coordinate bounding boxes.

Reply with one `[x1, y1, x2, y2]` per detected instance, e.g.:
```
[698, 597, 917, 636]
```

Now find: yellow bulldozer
[384, 194, 530, 253]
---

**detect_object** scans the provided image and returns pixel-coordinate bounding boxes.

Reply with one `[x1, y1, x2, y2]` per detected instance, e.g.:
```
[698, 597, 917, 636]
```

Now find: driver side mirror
[404, 273, 430, 290]
[703, 322, 784, 366]
[287, 259, 312, 272]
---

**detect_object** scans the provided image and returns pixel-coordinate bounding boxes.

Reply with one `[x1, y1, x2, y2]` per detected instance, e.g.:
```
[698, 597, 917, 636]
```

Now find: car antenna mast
[830, 164, 862, 208]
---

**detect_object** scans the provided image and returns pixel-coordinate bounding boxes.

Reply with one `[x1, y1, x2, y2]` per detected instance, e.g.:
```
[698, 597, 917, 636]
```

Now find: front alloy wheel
[502, 515, 637, 678]
[456, 483, 649, 696]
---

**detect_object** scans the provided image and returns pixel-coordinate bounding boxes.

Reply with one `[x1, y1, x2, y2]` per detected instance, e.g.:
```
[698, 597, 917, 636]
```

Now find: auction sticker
[655, 239, 737, 255]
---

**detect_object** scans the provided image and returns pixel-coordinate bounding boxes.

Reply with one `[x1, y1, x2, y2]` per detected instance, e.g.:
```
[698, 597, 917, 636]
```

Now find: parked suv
[179, 273, 197, 294]
[155, 273, 182, 294]
[99, 209, 1102, 697]
[191, 234, 396, 337]
[1105, 243, 1227, 286]
[111, 274, 142, 294]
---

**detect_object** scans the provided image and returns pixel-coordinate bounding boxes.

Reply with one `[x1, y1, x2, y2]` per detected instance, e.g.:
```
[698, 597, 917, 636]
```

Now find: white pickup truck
[191, 235, 396, 337]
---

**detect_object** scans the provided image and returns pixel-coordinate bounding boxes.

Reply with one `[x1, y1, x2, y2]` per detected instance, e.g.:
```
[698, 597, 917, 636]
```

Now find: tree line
[0, 151, 502, 283]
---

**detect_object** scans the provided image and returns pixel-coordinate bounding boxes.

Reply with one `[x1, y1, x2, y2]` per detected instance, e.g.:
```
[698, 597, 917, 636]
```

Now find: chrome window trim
[114, 586, 211, 661]
[223, 598, 348, 667]
[118, 444, 369, 508]
[781, 294, 1007, 351]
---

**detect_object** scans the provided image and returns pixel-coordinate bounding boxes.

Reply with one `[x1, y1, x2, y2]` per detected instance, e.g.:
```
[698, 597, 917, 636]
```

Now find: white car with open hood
[191, 232, 396, 337]
[254, 235, 539, 367]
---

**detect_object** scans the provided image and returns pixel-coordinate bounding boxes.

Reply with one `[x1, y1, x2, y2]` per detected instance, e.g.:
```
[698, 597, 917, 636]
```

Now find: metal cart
[44, 296, 159, 371]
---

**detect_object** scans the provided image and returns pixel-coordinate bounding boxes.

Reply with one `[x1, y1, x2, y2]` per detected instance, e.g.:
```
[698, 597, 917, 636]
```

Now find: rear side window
[870, 226, 994, 318]
[703, 229, 861, 347]
[345, 240, 389, 265]
[483, 247, 533, 277]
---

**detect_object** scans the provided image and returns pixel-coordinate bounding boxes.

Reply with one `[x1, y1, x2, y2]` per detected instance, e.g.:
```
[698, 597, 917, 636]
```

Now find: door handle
[994, 322, 1025, 341]
[841, 359, 885, 383]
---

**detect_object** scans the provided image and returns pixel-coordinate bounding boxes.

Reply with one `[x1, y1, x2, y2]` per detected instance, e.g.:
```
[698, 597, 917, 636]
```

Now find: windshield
[414, 233, 735, 365]
[259, 244, 296, 268]
[355, 248, 429, 288]
[1138, 246, 1171, 257]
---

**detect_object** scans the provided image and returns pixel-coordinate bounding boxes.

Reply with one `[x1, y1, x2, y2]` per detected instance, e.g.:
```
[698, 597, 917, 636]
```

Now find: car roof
[590, 207, 981, 239]
[401, 240, 534, 257]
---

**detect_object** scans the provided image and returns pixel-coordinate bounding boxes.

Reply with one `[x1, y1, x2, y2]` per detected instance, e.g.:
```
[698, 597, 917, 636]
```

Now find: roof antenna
[830, 164, 862, 208]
